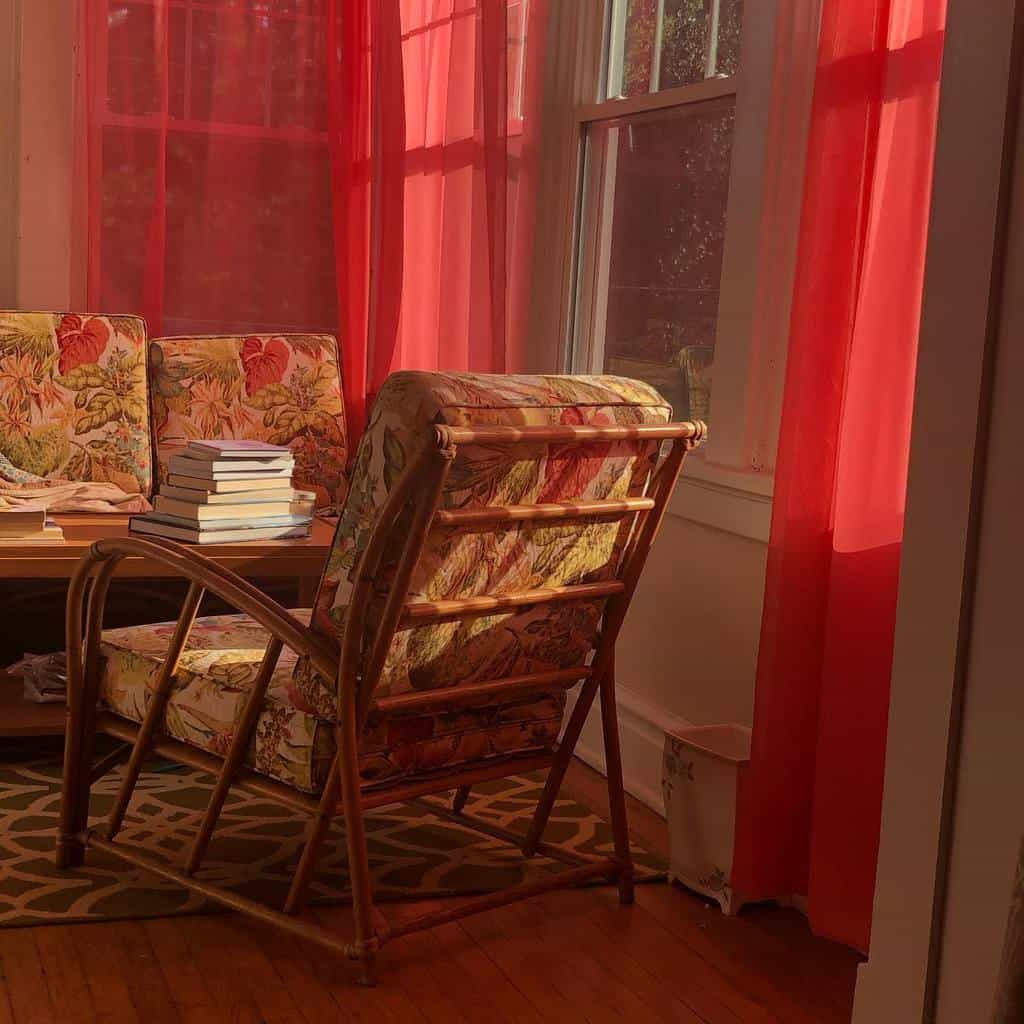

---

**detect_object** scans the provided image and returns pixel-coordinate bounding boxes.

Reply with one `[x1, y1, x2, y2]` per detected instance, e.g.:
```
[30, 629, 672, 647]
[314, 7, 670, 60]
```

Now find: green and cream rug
[0, 759, 663, 926]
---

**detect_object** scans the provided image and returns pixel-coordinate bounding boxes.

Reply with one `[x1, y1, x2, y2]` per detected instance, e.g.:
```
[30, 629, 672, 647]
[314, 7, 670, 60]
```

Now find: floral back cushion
[148, 334, 348, 508]
[294, 371, 672, 717]
[0, 312, 152, 496]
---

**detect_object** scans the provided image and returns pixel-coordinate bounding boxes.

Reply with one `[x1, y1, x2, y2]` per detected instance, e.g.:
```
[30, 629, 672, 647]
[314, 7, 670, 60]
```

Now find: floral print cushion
[98, 610, 562, 792]
[295, 371, 672, 718]
[0, 312, 152, 495]
[148, 334, 348, 508]
[100, 610, 332, 793]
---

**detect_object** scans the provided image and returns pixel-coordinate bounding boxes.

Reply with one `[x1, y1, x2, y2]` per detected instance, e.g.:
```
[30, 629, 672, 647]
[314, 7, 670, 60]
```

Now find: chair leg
[451, 785, 471, 814]
[335, 722, 378, 986]
[59, 573, 107, 869]
[598, 663, 634, 904]
[522, 673, 602, 857]
[58, 693, 95, 869]
[285, 759, 341, 915]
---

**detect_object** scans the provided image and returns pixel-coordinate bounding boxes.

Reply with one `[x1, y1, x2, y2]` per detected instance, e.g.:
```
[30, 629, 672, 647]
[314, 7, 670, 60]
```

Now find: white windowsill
[669, 456, 773, 543]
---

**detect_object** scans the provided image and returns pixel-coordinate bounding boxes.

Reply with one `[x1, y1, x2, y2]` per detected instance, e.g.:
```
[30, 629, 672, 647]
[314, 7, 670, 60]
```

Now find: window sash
[561, 0, 821, 504]
[605, 0, 729, 100]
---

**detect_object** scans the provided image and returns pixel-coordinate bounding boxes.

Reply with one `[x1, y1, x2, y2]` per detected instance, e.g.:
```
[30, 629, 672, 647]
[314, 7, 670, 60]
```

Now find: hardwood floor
[0, 759, 859, 1023]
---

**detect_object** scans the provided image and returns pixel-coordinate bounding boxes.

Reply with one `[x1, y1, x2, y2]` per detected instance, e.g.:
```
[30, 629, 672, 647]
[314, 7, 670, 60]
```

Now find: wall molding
[669, 472, 773, 542]
[564, 681, 692, 817]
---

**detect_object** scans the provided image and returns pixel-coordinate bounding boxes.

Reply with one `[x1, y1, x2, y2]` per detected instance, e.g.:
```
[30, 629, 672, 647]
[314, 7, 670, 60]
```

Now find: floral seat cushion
[0, 312, 152, 496]
[148, 334, 348, 508]
[99, 610, 563, 793]
[294, 371, 673, 719]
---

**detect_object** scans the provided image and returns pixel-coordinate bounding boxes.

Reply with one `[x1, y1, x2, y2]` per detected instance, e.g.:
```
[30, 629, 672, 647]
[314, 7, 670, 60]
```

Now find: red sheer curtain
[78, 1, 337, 336]
[77, 0, 548, 440]
[329, 0, 549, 433]
[732, 0, 947, 952]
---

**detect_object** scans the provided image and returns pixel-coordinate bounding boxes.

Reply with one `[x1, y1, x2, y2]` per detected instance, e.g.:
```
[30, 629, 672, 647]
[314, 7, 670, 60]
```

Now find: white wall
[929, 54, 1024, 1017]
[0, 0, 19, 306]
[572, 514, 767, 813]
[620, 517, 766, 728]
[16, 0, 76, 309]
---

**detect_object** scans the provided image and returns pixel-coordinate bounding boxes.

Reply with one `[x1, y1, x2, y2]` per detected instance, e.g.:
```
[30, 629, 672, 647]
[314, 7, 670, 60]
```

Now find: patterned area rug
[0, 759, 664, 926]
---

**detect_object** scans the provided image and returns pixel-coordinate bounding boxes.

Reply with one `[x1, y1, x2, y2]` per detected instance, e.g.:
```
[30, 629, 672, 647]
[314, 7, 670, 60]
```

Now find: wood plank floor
[0, 759, 860, 1023]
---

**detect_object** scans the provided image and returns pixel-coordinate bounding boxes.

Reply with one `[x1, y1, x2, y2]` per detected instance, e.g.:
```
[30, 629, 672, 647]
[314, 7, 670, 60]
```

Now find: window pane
[106, 3, 186, 118]
[715, 0, 744, 77]
[581, 100, 734, 423]
[190, 10, 270, 125]
[613, 0, 744, 97]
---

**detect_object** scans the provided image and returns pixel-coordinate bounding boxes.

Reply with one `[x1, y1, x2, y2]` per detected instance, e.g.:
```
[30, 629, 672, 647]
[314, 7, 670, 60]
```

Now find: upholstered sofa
[0, 313, 348, 508]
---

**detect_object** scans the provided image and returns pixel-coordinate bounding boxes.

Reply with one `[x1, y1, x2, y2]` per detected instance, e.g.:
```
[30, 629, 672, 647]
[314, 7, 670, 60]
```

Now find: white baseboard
[564, 682, 691, 818]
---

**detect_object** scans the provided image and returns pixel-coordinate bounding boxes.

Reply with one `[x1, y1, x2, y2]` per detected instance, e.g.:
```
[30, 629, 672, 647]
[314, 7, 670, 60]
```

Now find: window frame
[531, 0, 823, 540]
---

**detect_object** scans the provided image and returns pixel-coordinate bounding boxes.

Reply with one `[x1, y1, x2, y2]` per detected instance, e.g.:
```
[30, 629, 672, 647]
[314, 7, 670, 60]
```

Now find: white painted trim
[564, 681, 691, 817]
[520, 0, 604, 374]
[577, 74, 738, 124]
[707, 0, 821, 476]
[669, 471, 772, 542]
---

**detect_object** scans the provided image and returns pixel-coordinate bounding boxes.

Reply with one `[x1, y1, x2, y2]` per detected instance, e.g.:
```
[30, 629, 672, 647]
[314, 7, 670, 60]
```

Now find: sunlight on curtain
[77, 0, 548, 437]
[732, 0, 947, 953]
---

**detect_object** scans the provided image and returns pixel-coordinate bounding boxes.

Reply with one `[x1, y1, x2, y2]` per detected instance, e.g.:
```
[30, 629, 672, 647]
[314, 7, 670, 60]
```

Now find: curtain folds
[332, 0, 550, 432]
[732, 0, 947, 952]
[77, 0, 548, 440]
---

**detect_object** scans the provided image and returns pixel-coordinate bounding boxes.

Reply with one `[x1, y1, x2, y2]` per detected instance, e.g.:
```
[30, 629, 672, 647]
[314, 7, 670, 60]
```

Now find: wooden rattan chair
[58, 371, 705, 985]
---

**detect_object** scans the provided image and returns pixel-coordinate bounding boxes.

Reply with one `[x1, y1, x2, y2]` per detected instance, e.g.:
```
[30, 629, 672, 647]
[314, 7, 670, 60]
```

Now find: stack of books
[130, 440, 314, 543]
[0, 504, 64, 544]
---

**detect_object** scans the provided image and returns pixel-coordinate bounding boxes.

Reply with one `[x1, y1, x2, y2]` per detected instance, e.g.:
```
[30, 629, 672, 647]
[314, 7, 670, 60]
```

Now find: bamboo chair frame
[58, 418, 705, 985]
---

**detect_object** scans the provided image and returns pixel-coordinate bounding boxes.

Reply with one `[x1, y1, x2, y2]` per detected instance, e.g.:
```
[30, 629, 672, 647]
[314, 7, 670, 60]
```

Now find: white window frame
[529, 0, 822, 541]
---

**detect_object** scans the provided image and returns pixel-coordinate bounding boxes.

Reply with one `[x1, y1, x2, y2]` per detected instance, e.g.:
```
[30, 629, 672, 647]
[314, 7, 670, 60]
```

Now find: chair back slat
[371, 666, 592, 715]
[433, 496, 655, 527]
[400, 579, 626, 627]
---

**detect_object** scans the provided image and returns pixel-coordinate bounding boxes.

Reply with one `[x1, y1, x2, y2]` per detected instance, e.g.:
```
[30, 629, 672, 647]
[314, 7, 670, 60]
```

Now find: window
[572, 1, 743, 426]
[609, 0, 743, 96]
[91, 0, 533, 336]
[97, 0, 335, 334]
[552, 0, 819, 522]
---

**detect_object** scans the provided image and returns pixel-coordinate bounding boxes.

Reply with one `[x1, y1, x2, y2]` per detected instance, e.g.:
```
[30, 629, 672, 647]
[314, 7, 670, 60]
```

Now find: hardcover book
[167, 474, 294, 493]
[158, 484, 296, 505]
[184, 440, 293, 459]
[167, 454, 294, 478]
[129, 518, 311, 545]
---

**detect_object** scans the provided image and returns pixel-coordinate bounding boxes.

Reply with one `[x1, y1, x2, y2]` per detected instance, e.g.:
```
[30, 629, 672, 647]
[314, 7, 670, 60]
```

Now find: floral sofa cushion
[0, 312, 152, 496]
[294, 371, 672, 719]
[148, 334, 348, 508]
[98, 610, 562, 793]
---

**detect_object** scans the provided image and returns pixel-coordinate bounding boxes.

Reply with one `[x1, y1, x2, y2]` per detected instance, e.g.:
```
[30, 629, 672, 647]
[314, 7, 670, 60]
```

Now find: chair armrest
[76, 535, 339, 681]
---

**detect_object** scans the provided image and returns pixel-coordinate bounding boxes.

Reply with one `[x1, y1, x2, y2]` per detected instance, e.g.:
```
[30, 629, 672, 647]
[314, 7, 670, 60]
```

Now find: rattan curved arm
[66, 535, 340, 682]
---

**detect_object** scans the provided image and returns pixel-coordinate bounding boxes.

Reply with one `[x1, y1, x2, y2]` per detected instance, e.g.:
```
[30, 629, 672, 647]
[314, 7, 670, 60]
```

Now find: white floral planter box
[662, 723, 751, 915]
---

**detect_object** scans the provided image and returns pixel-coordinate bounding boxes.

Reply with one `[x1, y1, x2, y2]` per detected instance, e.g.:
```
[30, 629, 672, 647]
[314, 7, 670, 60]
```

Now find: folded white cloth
[0, 450, 151, 513]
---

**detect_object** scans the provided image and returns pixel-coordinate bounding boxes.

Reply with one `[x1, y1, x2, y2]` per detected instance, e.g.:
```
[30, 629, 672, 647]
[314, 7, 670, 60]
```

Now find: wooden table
[0, 514, 335, 737]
